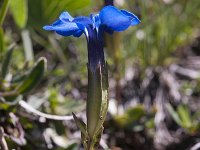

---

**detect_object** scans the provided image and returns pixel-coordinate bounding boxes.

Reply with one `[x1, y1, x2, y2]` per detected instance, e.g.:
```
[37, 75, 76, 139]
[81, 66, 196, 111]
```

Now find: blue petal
[90, 14, 101, 29]
[73, 29, 83, 37]
[56, 30, 83, 37]
[43, 20, 78, 31]
[43, 20, 62, 30]
[43, 19, 83, 36]
[55, 30, 76, 36]
[59, 11, 74, 22]
[99, 6, 132, 32]
[121, 10, 141, 26]
[73, 16, 93, 30]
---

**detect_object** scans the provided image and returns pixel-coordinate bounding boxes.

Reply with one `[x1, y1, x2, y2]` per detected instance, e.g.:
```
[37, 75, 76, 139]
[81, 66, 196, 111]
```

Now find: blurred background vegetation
[0, 0, 200, 149]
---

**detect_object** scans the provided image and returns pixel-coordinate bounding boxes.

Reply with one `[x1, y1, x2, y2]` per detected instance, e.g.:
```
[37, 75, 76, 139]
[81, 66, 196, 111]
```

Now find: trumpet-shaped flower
[43, 6, 140, 147]
[43, 5, 140, 71]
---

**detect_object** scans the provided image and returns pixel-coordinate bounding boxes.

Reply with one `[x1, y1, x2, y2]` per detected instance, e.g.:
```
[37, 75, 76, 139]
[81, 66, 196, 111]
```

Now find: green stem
[87, 141, 95, 150]
[87, 66, 102, 138]
[0, 0, 11, 26]
[87, 146, 94, 150]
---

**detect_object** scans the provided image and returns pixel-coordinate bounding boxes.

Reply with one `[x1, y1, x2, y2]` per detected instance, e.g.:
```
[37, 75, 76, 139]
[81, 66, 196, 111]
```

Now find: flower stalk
[87, 62, 108, 149]
[85, 26, 108, 149]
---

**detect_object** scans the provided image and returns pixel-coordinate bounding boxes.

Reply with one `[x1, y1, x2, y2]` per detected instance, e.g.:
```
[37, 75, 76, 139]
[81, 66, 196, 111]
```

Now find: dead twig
[0, 127, 8, 150]
[18, 100, 74, 121]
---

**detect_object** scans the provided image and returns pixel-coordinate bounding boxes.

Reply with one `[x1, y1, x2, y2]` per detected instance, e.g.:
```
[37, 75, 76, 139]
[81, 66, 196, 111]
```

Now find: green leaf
[1, 43, 15, 78]
[127, 105, 145, 120]
[87, 66, 102, 138]
[81, 132, 88, 150]
[11, 73, 27, 83]
[16, 57, 47, 94]
[72, 112, 88, 137]
[0, 27, 4, 54]
[93, 126, 103, 148]
[0, 27, 4, 68]
[114, 105, 145, 128]
[72, 113, 89, 149]
[0, 0, 10, 26]
[0, 95, 22, 105]
[145, 118, 155, 129]
[166, 103, 182, 126]
[177, 104, 192, 128]
[10, 0, 28, 28]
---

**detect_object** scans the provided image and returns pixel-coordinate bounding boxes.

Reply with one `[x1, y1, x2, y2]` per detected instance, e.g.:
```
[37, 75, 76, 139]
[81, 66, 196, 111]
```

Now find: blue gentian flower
[43, 6, 140, 71]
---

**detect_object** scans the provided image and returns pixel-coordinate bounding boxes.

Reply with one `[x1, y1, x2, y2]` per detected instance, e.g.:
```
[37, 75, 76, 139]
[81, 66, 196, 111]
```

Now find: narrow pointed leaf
[166, 103, 182, 126]
[16, 57, 47, 94]
[1, 95, 22, 105]
[11, 73, 27, 83]
[94, 64, 109, 134]
[87, 66, 102, 138]
[10, 0, 28, 28]
[0, 27, 4, 55]
[0, 0, 10, 25]
[81, 132, 88, 150]
[177, 105, 192, 128]
[72, 114, 88, 149]
[1, 43, 16, 78]
[93, 126, 103, 148]
[72, 112, 87, 137]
